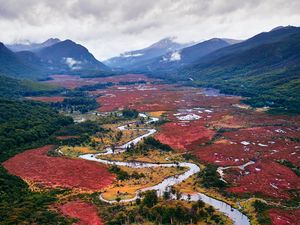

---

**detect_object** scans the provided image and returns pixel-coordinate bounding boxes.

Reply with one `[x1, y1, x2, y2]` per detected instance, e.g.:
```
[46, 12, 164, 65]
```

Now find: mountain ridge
[131, 38, 240, 72]
[180, 26, 300, 113]
[7, 38, 61, 52]
[104, 37, 192, 69]
[36, 39, 109, 73]
[0, 39, 110, 79]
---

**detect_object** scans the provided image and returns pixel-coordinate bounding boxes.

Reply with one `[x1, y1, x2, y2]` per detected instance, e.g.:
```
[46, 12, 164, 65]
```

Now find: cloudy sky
[0, 0, 299, 60]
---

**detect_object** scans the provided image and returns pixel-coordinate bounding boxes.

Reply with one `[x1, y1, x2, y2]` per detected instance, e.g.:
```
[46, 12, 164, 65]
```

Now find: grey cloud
[0, 0, 299, 59]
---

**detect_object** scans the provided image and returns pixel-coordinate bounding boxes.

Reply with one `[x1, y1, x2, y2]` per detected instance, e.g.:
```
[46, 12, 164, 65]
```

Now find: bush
[197, 164, 227, 189]
[122, 108, 139, 118]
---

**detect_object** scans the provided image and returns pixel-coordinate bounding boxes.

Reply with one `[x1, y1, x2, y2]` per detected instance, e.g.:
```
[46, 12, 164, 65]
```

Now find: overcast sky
[0, 0, 299, 60]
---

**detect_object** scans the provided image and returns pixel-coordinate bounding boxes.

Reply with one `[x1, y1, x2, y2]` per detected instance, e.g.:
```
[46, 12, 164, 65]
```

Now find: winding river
[78, 114, 250, 225]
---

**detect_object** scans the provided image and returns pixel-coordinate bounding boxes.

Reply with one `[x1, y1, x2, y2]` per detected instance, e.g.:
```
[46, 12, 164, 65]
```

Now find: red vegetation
[195, 126, 300, 166]
[35, 74, 300, 201]
[26, 96, 65, 103]
[3, 145, 115, 191]
[59, 201, 104, 225]
[96, 84, 184, 112]
[226, 160, 300, 198]
[96, 84, 241, 112]
[269, 208, 300, 225]
[156, 121, 215, 150]
[193, 125, 300, 199]
[46, 74, 155, 89]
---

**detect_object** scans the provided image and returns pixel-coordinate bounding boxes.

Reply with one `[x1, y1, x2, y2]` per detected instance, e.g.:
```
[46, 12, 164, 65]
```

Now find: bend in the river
[78, 114, 250, 225]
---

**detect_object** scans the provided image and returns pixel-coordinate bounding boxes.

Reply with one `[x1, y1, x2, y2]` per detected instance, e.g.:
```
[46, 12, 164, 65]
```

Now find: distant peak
[149, 37, 178, 48]
[44, 38, 61, 43]
[271, 25, 296, 31]
[208, 38, 223, 42]
[47, 38, 60, 41]
[62, 39, 76, 44]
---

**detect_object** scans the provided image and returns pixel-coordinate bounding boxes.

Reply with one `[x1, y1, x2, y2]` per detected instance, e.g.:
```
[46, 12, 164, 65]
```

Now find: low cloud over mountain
[0, 0, 299, 60]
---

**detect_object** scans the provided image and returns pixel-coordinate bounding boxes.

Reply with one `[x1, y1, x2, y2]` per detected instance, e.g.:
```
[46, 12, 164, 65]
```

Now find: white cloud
[64, 57, 82, 70]
[122, 53, 144, 58]
[0, 0, 299, 60]
[169, 51, 181, 61]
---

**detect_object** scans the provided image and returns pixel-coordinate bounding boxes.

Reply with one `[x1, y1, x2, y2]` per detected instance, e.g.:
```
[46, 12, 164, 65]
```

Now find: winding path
[78, 114, 250, 225]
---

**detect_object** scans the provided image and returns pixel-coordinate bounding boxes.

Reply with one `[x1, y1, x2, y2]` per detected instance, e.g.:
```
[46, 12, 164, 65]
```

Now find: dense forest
[51, 96, 99, 113]
[181, 29, 300, 114]
[0, 75, 62, 99]
[0, 99, 73, 161]
[0, 98, 76, 224]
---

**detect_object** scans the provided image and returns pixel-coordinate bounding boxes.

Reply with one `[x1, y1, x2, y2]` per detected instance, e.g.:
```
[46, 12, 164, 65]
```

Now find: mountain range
[0, 42, 42, 79]
[1, 39, 110, 79]
[7, 38, 61, 52]
[104, 37, 193, 69]
[35, 39, 109, 73]
[1, 26, 299, 113]
[103, 25, 299, 113]
[180, 26, 300, 113]
[131, 38, 242, 72]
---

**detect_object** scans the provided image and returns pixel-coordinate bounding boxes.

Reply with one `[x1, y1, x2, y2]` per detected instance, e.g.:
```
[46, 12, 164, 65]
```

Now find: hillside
[36, 40, 109, 73]
[7, 38, 61, 52]
[105, 37, 191, 69]
[0, 75, 62, 99]
[0, 43, 44, 79]
[1, 39, 110, 80]
[134, 38, 237, 72]
[182, 26, 300, 113]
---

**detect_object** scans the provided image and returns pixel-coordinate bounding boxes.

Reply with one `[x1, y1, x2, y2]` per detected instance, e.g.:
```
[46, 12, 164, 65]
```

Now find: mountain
[104, 37, 192, 69]
[1, 39, 110, 79]
[36, 39, 109, 73]
[181, 26, 300, 113]
[0, 42, 44, 79]
[7, 38, 61, 52]
[191, 26, 300, 65]
[134, 38, 240, 71]
[15, 51, 46, 71]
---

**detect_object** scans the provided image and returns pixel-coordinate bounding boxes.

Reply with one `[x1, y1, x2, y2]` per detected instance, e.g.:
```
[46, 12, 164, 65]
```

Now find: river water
[78, 115, 250, 225]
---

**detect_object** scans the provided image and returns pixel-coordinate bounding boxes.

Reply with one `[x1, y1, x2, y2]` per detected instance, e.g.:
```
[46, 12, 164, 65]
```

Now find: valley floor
[3, 74, 300, 225]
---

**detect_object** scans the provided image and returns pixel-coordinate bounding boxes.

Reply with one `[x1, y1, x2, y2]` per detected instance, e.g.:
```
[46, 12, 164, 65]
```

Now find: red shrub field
[96, 84, 241, 112]
[195, 126, 300, 166]
[226, 160, 300, 198]
[36, 74, 300, 203]
[26, 96, 65, 103]
[3, 145, 115, 191]
[155, 121, 215, 151]
[59, 201, 103, 225]
[193, 125, 300, 199]
[96, 84, 185, 112]
[46, 74, 155, 89]
[269, 208, 300, 225]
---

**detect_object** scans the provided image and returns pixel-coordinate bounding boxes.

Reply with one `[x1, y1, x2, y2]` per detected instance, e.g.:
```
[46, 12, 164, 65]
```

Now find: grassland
[98, 149, 183, 163]
[101, 165, 188, 201]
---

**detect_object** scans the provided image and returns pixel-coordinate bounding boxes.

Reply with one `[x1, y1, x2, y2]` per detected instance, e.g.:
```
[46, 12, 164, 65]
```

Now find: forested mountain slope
[180, 27, 300, 113]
